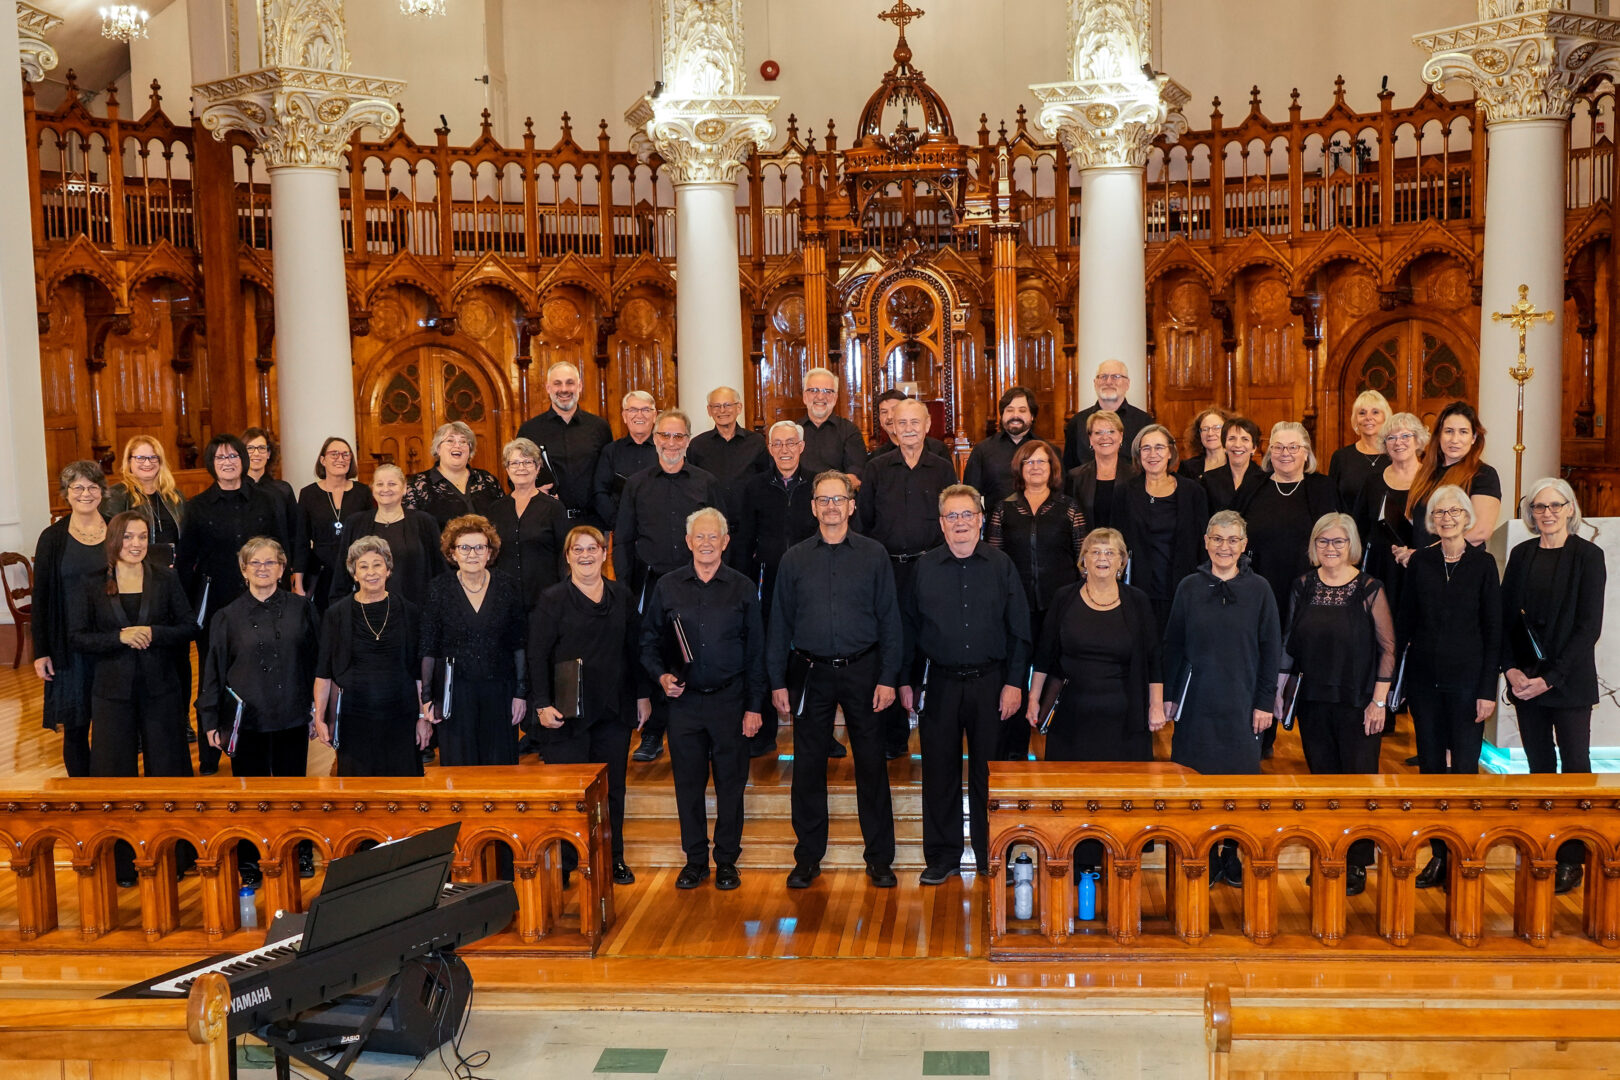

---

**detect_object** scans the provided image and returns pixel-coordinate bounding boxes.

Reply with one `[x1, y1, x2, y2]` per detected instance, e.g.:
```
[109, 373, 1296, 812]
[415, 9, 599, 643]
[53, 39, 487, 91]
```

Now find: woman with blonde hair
[1244, 420, 1339, 617]
[328, 463, 442, 606]
[1328, 389, 1392, 508]
[1352, 412, 1429, 604]
[104, 435, 186, 568]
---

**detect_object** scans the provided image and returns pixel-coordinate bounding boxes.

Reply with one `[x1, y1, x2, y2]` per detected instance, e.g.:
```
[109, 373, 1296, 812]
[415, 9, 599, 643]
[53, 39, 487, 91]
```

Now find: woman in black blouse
[330, 464, 442, 606]
[406, 421, 503, 529]
[1117, 424, 1210, 631]
[1326, 389, 1391, 509]
[313, 536, 430, 778]
[529, 526, 650, 886]
[1406, 402, 1501, 553]
[296, 436, 373, 610]
[104, 435, 186, 568]
[1202, 416, 1265, 513]
[1501, 478, 1606, 895]
[420, 514, 528, 766]
[1245, 421, 1339, 618]
[487, 437, 570, 610]
[1177, 406, 1230, 481]
[1279, 513, 1396, 896]
[1399, 485, 1501, 891]
[243, 427, 299, 577]
[32, 461, 108, 775]
[1351, 412, 1427, 607]
[1063, 411, 1137, 531]
[987, 438, 1084, 761]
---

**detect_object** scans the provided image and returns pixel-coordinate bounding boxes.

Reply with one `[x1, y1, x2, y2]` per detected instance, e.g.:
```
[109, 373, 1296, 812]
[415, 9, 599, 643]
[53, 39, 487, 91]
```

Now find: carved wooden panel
[605, 288, 675, 431]
[1014, 283, 1065, 444]
[1151, 272, 1224, 456]
[759, 289, 808, 427]
[1234, 269, 1302, 444]
[529, 289, 598, 419]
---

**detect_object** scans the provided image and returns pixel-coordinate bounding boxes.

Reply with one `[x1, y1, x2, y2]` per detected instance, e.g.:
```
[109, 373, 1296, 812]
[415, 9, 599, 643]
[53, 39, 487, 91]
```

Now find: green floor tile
[594, 1047, 668, 1073]
[923, 1049, 991, 1076]
[235, 1044, 278, 1071]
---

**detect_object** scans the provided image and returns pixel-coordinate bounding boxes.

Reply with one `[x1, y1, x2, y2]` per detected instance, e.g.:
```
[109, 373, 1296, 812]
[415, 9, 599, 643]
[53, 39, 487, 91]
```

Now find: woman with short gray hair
[406, 420, 503, 529]
[489, 437, 571, 609]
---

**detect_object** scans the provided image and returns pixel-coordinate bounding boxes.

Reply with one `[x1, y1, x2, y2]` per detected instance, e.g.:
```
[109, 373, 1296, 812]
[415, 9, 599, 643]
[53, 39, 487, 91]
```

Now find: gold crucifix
[1490, 283, 1555, 508]
[879, 0, 926, 33]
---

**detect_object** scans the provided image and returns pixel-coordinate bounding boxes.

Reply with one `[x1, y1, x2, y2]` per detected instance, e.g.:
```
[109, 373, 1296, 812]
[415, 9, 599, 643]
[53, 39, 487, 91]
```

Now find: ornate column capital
[196, 68, 403, 169]
[1029, 0, 1188, 168]
[1416, 5, 1620, 124]
[17, 2, 62, 83]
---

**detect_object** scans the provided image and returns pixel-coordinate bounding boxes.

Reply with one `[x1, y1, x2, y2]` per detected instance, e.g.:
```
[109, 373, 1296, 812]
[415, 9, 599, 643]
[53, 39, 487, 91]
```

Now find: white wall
[130, 1, 193, 118]
[346, 2, 493, 141]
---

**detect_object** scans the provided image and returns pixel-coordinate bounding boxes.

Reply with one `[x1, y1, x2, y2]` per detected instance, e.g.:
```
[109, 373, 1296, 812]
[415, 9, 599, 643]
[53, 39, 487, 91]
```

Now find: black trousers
[1298, 701, 1380, 866]
[919, 669, 1003, 871]
[667, 684, 751, 866]
[438, 679, 521, 766]
[62, 724, 91, 777]
[1409, 685, 1484, 858]
[546, 716, 632, 862]
[90, 689, 194, 778]
[749, 585, 781, 755]
[1519, 702, 1592, 865]
[231, 727, 311, 869]
[791, 650, 895, 868]
[877, 558, 920, 755]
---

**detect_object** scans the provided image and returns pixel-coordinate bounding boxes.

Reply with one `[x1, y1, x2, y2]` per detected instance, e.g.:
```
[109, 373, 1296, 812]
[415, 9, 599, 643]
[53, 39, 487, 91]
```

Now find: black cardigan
[1202, 462, 1268, 514]
[68, 565, 195, 701]
[1115, 473, 1210, 596]
[30, 518, 82, 663]
[1398, 543, 1502, 701]
[1500, 534, 1606, 708]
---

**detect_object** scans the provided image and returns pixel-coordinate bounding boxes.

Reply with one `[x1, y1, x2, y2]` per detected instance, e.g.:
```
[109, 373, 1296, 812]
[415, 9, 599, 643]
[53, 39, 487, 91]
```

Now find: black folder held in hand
[1511, 609, 1548, 675]
[553, 658, 584, 719]
[1035, 677, 1066, 735]
[664, 613, 693, 683]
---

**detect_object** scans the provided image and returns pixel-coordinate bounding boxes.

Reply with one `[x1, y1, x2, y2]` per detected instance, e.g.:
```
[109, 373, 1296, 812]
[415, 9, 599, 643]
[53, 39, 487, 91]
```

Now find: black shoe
[1208, 856, 1224, 887]
[715, 863, 741, 890]
[866, 863, 898, 888]
[828, 740, 847, 759]
[1404, 754, 1420, 767]
[675, 863, 709, 889]
[117, 870, 138, 889]
[1556, 862, 1585, 895]
[919, 865, 961, 886]
[239, 864, 263, 889]
[1415, 853, 1448, 890]
[632, 732, 664, 762]
[298, 848, 316, 879]
[786, 863, 820, 889]
[612, 860, 635, 885]
[1223, 850, 1243, 888]
[186, 725, 197, 744]
[1345, 863, 1367, 897]
[198, 765, 219, 777]
[884, 745, 908, 761]
[975, 860, 990, 877]
[561, 868, 572, 890]
[749, 741, 776, 758]
[419, 748, 435, 766]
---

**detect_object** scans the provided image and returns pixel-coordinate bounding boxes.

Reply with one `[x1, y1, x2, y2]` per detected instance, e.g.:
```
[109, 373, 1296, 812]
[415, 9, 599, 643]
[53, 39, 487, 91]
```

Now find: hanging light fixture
[99, 5, 150, 42]
[399, 0, 447, 17]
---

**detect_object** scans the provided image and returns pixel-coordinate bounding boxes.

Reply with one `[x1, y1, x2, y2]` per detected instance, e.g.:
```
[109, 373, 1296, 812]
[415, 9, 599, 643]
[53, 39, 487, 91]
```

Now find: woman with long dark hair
[32, 461, 109, 775]
[1405, 401, 1500, 553]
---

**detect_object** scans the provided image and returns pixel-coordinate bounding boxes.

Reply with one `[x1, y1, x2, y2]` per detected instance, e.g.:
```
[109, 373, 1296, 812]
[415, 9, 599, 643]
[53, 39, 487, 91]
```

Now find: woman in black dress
[406, 421, 503, 529]
[296, 436, 373, 610]
[1399, 485, 1501, 891]
[987, 438, 1085, 761]
[420, 514, 528, 766]
[33, 461, 109, 775]
[1501, 478, 1606, 895]
[1163, 509, 1281, 887]
[1279, 513, 1396, 896]
[487, 437, 570, 610]
[1351, 412, 1427, 605]
[243, 427, 299, 578]
[1245, 421, 1339, 618]
[1327, 389, 1391, 509]
[1202, 416, 1265, 513]
[313, 536, 430, 777]
[1063, 411, 1137, 531]
[1406, 402, 1501, 552]
[529, 525, 650, 886]
[104, 436, 186, 568]
[1177, 407, 1230, 481]
[1117, 424, 1210, 631]
[329, 464, 442, 607]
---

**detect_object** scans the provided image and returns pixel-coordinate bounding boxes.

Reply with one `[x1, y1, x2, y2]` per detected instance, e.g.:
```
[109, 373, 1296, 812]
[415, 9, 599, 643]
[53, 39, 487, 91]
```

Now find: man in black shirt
[870, 388, 950, 462]
[593, 390, 659, 525]
[1062, 359, 1155, 472]
[900, 484, 1031, 883]
[640, 507, 765, 891]
[963, 386, 1037, 511]
[858, 398, 956, 758]
[796, 366, 867, 482]
[615, 408, 723, 762]
[768, 472, 902, 890]
[688, 385, 769, 518]
[516, 362, 614, 527]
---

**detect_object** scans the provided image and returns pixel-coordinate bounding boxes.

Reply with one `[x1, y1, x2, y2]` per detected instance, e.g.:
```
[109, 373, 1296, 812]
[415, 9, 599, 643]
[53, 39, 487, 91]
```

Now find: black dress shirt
[872, 434, 951, 464]
[857, 450, 955, 556]
[516, 407, 614, 525]
[176, 482, 293, 617]
[963, 430, 1033, 509]
[640, 563, 766, 700]
[527, 577, 643, 725]
[593, 435, 658, 526]
[796, 413, 868, 478]
[986, 492, 1086, 612]
[901, 542, 1032, 685]
[197, 588, 320, 736]
[766, 531, 903, 688]
[612, 462, 724, 584]
[404, 467, 503, 530]
[731, 468, 818, 599]
[1062, 400, 1154, 472]
[487, 492, 570, 609]
[688, 426, 770, 517]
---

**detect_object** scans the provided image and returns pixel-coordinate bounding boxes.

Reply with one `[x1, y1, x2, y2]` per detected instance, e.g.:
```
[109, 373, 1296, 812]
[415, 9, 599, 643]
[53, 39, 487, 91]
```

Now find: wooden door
[1155, 276, 1227, 453]
[364, 345, 502, 476]
[1343, 319, 1474, 432]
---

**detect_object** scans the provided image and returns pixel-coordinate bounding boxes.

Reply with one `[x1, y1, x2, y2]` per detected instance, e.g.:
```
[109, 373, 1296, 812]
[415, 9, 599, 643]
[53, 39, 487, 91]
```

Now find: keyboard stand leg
[275, 1048, 291, 1080]
[255, 970, 406, 1080]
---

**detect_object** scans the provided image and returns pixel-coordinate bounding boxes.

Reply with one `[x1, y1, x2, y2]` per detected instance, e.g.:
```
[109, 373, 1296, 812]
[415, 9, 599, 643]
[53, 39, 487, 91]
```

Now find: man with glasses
[795, 367, 868, 482]
[768, 472, 902, 890]
[615, 409, 724, 762]
[516, 361, 614, 527]
[899, 485, 1030, 885]
[732, 420, 823, 758]
[859, 398, 957, 759]
[594, 390, 660, 526]
[688, 385, 769, 519]
[1062, 359, 1155, 472]
[964, 387, 1039, 510]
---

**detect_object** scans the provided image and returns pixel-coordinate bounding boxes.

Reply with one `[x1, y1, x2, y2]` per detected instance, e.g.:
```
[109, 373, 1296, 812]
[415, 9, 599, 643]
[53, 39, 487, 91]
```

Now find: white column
[1076, 166, 1149, 390]
[672, 181, 746, 423]
[268, 166, 358, 468]
[1478, 119, 1567, 503]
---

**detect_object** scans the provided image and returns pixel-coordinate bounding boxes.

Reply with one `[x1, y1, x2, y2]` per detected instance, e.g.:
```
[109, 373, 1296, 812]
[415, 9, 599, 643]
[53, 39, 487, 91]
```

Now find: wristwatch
[1373, 699, 1387, 709]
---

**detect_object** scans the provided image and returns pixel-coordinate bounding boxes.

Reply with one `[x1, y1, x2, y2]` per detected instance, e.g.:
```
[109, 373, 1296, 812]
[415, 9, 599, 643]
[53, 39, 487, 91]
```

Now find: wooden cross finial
[879, 0, 925, 34]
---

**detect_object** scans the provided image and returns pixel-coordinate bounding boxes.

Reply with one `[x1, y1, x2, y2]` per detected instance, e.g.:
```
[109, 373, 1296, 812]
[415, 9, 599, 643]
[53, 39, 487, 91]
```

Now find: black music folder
[1035, 677, 1066, 735]
[664, 612, 693, 683]
[553, 658, 584, 719]
[1511, 609, 1548, 675]
[1278, 673, 1302, 730]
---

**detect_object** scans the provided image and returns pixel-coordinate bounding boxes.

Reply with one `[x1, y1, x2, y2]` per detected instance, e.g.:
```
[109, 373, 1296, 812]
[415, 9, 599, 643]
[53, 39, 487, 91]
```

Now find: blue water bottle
[1077, 869, 1098, 921]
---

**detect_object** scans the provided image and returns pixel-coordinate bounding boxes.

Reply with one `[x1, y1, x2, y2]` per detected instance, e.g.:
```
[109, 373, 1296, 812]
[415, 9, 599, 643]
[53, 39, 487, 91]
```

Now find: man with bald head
[517, 361, 614, 527]
[1061, 359, 1155, 473]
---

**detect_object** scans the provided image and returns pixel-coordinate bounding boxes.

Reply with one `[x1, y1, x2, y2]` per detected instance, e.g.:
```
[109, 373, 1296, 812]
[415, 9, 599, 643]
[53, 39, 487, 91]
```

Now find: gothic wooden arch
[355, 327, 516, 475]
[1329, 307, 1479, 443]
[849, 261, 967, 442]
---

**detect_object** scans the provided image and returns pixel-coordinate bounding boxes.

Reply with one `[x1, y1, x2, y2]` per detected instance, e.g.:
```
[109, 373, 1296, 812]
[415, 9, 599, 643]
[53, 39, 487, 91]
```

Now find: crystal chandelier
[99, 5, 149, 42]
[400, 0, 447, 16]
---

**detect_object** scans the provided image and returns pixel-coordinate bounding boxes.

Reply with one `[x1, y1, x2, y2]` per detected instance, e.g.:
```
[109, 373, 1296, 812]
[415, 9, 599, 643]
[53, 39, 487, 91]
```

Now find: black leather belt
[686, 675, 741, 695]
[932, 661, 1001, 680]
[793, 643, 877, 668]
[889, 550, 931, 564]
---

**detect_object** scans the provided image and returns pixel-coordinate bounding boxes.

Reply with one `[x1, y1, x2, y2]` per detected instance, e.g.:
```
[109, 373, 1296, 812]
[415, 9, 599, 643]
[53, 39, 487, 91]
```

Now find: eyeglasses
[1432, 507, 1468, 520]
[1384, 432, 1416, 445]
[1087, 548, 1121, 559]
[1314, 536, 1350, 550]
[708, 402, 740, 411]
[1271, 444, 1304, 455]
[812, 495, 850, 506]
[804, 387, 838, 397]
[67, 484, 101, 496]
[455, 543, 490, 555]
[568, 545, 601, 555]
[1199, 423, 1225, 433]
[1095, 374, 1127, 383]
[690, 533, 724, 544]
[942, 510, 980, 523]
[323, 450, 352, 460]
[1206, 535, 1244, 548]
[246, 559, 283, 570]
[1530, 500, 1570, 514]
[625, 406, 657, 416]
[245, 445, 270, 455]
[654, 431, 689, 441]
[130, 454, 160, 464]
[506, 459, 537, 469]
[215, 452, 241, 462]
[1022, 457, 1050, 469]
[768, 440, 801, 450]
[1137, 444, 1170, 455]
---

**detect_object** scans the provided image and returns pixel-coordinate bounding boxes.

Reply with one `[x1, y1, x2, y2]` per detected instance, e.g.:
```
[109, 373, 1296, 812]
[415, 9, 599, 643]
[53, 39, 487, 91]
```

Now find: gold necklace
[69, 518, 106, 543]
[1082, 582, 1121, 609]
[359, 596, 390, 641]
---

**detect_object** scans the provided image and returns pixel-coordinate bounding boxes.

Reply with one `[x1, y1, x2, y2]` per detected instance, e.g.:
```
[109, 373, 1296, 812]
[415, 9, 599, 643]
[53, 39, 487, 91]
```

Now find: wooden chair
[0, 552, 32, 669]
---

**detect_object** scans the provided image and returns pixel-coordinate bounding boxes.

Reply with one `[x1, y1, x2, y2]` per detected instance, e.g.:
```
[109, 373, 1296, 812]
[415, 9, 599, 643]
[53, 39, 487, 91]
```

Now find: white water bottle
[238, 885, 258, 929]
[1012, 852, 1035, 920]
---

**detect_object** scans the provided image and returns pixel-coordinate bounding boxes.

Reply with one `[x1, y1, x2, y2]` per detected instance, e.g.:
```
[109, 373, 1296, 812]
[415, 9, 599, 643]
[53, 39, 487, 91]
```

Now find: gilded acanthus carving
[260, 0, 351, 72]
[1030, 0, 1188, 169]
[1416, 6, 1620, 123]
[660, 0, 746, 98]
[17, 2, 62, 84]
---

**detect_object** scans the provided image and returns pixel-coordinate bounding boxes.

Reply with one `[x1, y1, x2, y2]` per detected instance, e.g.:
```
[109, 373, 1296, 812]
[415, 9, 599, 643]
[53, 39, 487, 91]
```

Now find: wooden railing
[987, 764, 1620, 959]
[0, 766, 612, 956]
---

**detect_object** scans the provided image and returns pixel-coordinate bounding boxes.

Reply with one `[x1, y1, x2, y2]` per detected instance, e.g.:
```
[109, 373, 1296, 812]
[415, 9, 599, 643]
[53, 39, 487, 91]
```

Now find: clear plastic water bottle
[1012, 852, 1035, 920]
[238, 885, 258, 929]
[1077, 869, 1098, 921]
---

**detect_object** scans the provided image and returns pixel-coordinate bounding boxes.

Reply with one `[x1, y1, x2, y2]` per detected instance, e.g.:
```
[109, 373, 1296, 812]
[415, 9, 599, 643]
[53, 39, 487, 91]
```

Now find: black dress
[296, 481, 374, 611]
[405, 467, 503, 530]
[32, 520, 106, 743]
[420, 570, 527, 766]
[330, 508, 444, 608]
[317, 595, 423, 778]
[1352, 469, 1415, 610]
[1409, 462, 1502, 552]
[1244, 474, 1339, 615]
[1116, 474, 1210, 631]
[1033, 584, 1162, 763]
[1283, 572, 1397, 779]
[487, 492, 570, 610]
[986, 492, 1086, 615]
[1328, 444, 1389, 511]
